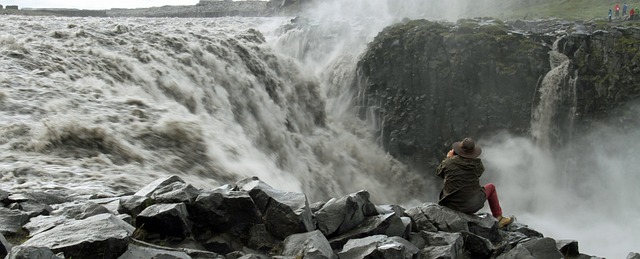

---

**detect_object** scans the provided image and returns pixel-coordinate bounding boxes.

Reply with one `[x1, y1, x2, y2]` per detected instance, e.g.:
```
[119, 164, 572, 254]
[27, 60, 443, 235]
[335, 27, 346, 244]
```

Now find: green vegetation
[467, 0, 640, 21]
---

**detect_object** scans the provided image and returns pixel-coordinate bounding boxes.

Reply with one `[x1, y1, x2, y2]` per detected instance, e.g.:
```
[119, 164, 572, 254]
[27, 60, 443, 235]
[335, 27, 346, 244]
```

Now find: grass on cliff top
[475, 0, 640, 21]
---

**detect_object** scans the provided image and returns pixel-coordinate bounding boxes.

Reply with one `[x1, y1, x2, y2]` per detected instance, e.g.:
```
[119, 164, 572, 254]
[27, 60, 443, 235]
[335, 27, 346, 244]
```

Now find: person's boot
[497, 215, 514, 228]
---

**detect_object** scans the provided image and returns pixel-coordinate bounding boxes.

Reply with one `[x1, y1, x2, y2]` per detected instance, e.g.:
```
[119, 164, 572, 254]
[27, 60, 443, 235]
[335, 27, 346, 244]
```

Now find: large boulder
[22, 213, 134, 259]
[136, 203, 192, 239]
[189, 186, 262, 238]
[337, 235, 419, 259]
[0, 207, 31, 235]
[237, 177, 314, 239]
[408, 231, 464, 258]
[314, 190, 378, 237]
[329, 213, 406, 249]
[406, 203, 499, 242]
[281, 230, 336, 259]
[118, 195, 153, 217]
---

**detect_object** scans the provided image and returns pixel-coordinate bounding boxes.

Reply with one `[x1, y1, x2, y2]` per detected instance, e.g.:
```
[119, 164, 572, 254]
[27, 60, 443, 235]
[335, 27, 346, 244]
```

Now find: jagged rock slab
[8, 200, 52, 217]
[0, 207, 31, 235]
[22, 214, 134, 259]
[506, 222, 543, 238]
[23, 215, 68, 237]
[118, 195, 153, 217]
[7, 192, 69, 205]
[189, 187, 262, 236]
[136, 203, 192, 239]
[151, 181, 201, 204]
[237, 177, 314, 239]
[5, 246, 62, 259]
[556, 239, 579, 257]
[282, 230, 337, 259]
[329, 213, 406, 249]
[406, 203, 499, 242]
[315, 190, 378, 237]
[75, 201, 111, 220]
[134, 175, 186, 197]
[118, 243, 191, 259]
[337, 235, 419, 259]
[408, 231, 464, 258]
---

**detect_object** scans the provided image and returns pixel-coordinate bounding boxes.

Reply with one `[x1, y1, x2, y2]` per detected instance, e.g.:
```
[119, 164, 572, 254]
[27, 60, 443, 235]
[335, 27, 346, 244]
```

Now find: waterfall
[530, 37, 577, 150]
[0, 15, 430, 205]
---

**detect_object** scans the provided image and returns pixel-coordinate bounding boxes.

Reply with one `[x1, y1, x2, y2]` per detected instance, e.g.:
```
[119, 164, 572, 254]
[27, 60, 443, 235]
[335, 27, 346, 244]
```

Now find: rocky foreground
[2, 175, 637, 258]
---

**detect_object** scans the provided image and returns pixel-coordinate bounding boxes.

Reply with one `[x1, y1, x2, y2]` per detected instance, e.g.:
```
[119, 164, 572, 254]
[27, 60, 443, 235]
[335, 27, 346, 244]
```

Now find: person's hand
[447, 149, 454, 158]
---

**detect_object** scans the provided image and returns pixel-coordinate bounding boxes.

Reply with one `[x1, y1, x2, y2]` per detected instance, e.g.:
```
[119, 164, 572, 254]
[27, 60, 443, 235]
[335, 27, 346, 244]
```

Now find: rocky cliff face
[355, 19, 640, 171]
[560, 26, 640, 127]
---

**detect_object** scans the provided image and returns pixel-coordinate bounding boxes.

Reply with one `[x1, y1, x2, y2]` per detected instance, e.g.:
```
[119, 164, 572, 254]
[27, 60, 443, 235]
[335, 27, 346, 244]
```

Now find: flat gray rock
[22, 213, 134, 259]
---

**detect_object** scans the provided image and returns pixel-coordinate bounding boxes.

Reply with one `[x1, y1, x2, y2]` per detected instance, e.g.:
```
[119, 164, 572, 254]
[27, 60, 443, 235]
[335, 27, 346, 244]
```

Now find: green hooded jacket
[436, 156, 487, 213]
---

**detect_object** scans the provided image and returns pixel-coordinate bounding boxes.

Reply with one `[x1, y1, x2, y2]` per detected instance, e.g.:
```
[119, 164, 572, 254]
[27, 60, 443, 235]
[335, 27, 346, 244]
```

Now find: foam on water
[0, 15, 425, 204]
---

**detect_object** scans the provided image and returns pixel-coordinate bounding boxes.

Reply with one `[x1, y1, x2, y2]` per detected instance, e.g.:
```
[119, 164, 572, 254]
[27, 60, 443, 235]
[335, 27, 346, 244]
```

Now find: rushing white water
[531, 38, 573, 150]
[0, 15, 427, 204]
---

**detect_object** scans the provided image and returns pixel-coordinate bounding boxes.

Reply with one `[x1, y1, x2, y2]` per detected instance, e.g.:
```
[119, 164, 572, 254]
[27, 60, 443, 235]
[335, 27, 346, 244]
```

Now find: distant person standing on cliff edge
[630, 7, 635, 20]
[623, 3, 628, 16]
[609, 9, 613, 21]
[615, 4, 620, 18]
[436, 137, 515, 228]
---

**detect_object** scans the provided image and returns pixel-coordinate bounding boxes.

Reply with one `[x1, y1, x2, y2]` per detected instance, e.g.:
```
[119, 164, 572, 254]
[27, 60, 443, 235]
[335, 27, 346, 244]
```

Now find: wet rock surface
[0, 175, 624, 258]
[356, 18, 640, 174]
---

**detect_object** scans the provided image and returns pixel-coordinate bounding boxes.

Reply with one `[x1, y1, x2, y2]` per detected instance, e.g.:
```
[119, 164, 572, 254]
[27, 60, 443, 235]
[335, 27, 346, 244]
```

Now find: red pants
[484, 183, 502, 217]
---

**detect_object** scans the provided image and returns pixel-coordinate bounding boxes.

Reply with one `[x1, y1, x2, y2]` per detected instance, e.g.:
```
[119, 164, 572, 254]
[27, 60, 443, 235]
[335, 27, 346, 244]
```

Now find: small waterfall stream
[530, 37, 577, 150]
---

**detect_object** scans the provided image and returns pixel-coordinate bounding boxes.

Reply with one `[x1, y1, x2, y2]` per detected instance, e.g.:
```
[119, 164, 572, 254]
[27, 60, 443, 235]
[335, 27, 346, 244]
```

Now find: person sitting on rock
[436, 137, 514, 228]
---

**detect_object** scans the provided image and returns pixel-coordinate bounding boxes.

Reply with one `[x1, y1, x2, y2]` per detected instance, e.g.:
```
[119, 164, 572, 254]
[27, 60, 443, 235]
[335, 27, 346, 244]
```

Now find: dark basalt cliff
[355, 19, 640, 171]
